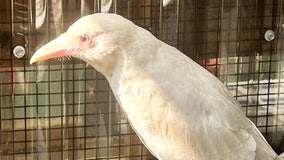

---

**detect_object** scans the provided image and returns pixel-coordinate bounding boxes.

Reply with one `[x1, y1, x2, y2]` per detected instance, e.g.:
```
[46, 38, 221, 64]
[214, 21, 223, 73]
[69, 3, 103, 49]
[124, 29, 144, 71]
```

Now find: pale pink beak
[30, 34, 70, 64]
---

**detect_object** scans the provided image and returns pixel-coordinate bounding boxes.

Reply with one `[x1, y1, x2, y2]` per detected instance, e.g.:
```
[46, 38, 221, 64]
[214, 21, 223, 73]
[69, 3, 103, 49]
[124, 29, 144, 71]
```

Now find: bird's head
[30, 13, 136, 77]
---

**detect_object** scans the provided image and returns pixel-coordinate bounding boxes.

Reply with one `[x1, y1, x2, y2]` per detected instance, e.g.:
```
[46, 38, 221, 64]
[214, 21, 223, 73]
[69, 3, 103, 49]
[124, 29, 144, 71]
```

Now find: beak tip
[30, 35, 69, 64]
[29, 57, 36, 64]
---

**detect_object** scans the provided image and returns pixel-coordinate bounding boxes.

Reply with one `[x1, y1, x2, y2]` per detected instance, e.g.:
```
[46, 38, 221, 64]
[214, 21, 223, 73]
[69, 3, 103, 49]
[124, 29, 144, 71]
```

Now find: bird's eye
[80, 34, 90, 43]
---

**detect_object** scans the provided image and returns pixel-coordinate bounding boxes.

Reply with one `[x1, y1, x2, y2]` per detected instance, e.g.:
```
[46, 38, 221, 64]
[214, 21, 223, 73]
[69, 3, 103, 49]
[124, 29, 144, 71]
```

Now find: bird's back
[108, 27, 280, 159]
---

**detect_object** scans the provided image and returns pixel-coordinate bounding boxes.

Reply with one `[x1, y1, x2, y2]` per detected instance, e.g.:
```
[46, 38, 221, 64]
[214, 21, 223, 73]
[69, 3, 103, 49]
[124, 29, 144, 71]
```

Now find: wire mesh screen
[1, 0, 284, 159]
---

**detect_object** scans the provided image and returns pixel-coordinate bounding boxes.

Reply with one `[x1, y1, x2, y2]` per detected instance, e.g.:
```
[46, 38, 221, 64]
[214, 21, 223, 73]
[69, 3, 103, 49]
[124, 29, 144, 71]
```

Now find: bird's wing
[116, 40, 278, 159]
[157, 43, 279, 159]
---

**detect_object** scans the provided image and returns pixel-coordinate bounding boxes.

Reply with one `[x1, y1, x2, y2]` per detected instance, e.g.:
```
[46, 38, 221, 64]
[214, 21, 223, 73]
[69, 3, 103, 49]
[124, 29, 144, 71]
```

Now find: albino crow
[30, 13, 283, 160]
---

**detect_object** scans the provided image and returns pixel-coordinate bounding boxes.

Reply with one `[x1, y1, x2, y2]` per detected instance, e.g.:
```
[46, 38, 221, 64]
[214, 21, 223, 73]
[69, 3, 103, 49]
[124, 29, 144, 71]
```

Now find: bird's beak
[30, 34, 70, 64]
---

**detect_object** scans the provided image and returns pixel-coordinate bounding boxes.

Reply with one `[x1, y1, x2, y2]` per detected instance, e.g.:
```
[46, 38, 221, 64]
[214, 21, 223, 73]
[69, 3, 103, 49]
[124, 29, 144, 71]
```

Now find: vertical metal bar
[10, 0, 15, 159]
[235, 0, 242, 117]
[159, 0, 163, 39]
[84, 63, 87, 160]
[97, 0, 101, 13]
[266, 0, 279, 132]
[27, 0, 34, 159]
[26, 0, 36, 156]
[217, 0, 223, 81]
[204, 0, 208, 72]
[256, 0, 264, 132]
[193, 0, 198, 60]
[46, 2, 52, 159]
[95, 71, 99, 159]
[275, 0, 284, 132]
[254, 0, 260, 128]
[107, 86, 112, 159]
[176, 0, 180, 48]
[128, 0, 131, 19]
[10, 0, 14, 37]
[114, 0, 117, 13]
[94, 0, 97, 13]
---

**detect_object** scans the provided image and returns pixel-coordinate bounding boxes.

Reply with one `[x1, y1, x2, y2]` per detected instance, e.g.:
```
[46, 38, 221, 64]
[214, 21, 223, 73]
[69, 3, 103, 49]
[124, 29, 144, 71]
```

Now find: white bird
[30, 13, 283, 160]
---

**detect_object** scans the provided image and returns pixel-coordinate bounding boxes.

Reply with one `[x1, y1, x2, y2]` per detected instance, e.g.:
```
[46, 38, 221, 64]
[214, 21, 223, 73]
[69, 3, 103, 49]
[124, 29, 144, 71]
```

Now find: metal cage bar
[1, 0, 284, 159]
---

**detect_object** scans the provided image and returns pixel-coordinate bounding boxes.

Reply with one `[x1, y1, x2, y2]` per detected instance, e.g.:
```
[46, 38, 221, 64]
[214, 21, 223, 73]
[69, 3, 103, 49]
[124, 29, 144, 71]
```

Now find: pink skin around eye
[80, 34, 90, 43]
[80, 33, 97, 48]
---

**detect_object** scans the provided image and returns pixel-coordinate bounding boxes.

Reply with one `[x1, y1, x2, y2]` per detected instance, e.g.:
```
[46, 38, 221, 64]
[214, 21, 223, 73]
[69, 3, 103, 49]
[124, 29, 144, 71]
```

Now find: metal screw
[264, 30, 275, 42]
[13, 46, 25, 58]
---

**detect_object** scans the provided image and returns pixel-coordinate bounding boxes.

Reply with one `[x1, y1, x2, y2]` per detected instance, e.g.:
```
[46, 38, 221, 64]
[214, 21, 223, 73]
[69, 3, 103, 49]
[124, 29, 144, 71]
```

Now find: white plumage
[30, 13, 283, 160]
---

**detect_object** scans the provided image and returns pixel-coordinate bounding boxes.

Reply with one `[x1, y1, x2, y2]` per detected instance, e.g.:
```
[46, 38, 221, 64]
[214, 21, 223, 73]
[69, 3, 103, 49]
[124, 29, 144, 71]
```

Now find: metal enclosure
[1, 0, 284, 159]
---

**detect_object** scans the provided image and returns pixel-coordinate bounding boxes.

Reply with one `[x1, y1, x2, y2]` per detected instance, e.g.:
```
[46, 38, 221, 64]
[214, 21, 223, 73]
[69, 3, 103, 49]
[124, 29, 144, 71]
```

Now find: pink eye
[80, 34, 90, 43]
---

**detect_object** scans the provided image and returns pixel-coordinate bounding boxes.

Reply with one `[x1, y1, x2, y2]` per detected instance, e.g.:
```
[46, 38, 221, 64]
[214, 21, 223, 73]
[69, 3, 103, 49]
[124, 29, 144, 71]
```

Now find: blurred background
[1, 0, 284, 159]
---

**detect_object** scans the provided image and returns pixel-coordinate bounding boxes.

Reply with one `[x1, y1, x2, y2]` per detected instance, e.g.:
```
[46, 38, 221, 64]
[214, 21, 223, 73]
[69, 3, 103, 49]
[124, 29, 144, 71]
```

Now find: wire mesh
[1, 0, 284, 159]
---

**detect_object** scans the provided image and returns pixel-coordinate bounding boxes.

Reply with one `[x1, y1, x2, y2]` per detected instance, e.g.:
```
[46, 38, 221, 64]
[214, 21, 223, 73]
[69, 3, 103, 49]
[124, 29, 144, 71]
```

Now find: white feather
[32, 13, 283, 160]
[99, 14, 281, 160]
